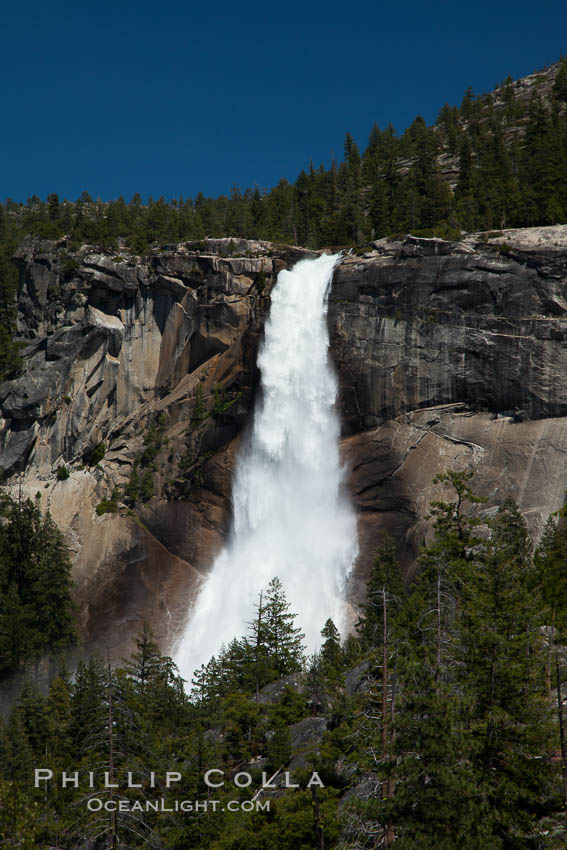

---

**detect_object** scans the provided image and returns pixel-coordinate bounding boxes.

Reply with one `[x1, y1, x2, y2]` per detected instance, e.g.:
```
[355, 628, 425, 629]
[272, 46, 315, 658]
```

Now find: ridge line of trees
[2, 58, 567, 379]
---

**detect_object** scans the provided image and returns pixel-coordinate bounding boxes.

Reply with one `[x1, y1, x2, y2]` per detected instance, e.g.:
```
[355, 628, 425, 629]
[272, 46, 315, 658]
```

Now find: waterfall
[174, 252, 358, 683]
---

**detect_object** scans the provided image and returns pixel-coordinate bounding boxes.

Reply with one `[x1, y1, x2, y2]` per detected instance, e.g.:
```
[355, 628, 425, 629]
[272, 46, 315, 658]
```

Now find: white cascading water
[174, 252, 358, 682]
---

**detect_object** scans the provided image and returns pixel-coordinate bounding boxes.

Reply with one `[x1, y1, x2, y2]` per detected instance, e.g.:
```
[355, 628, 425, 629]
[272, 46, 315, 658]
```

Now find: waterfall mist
[174, 252, 358, 682]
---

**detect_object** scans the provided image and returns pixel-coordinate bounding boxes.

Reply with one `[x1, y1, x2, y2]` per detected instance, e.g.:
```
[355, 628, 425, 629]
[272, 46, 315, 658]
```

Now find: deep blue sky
[2, 0, 566, 203]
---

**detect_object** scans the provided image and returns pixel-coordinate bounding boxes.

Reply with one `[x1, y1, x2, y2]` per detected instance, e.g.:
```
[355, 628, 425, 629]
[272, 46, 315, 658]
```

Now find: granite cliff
[0, 237, 315, 657]
[2, 228, 567, 658]
[330, 225, 567, 596]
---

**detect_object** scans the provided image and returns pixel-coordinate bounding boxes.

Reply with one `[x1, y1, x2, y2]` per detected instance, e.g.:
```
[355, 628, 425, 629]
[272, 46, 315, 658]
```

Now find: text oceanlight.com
[86, 799, 271, 813]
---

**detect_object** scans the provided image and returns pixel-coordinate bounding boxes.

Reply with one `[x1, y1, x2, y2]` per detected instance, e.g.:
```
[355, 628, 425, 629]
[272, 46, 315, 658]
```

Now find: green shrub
[140, 466, 154, 502]
[141, 415, 167, 466]
[497, 242, 514, 255]
[56, 466, 70, 481]
[125, 460, 140, 503]
[255, 269, 267, 294]
[61, 258, 80, 279]
[212, 384, 241, 416]
[96, 489, 120, 515]
[127, 232, 149, 255]
[190, 384, 207, 427]
[212, 384, 227, 416]
[87, 442, 106, 465]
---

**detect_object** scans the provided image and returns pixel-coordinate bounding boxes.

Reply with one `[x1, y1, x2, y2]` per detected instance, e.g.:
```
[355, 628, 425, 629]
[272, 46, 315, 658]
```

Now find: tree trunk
[382, 588, 395, 848]
[311, 784, 325, 850]
[555, 649, 567, 829]
[108, 661, 118, 850]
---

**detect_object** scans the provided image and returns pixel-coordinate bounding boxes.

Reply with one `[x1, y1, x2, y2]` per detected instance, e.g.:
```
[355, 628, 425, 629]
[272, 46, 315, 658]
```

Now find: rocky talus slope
[2, 228, 567, 657]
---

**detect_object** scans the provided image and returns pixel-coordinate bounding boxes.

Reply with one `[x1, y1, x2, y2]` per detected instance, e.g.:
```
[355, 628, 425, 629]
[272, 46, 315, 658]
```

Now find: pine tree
[554, 56, 567, 104]
[67, 657, 159, 846]
[33, 511, 76, 660]
[520, 95, 567, 226]
[46, 671, 73, 761]
[403, 115, 453, 231]
[536, 513, 567, 635]
[455, 135, 479, 229]
[456, 498, 555, 843]
[266, 720, 292, 772]
[384, 482, 461, 843]
[47, 193, 60, 222]
[358, 474, 488, 847]
[0, 777, 39, 849]
[14, 681, 50, 758]
[437, 103, 461, 155]
[356, 536, 403, 652]
[349, 538, 407, 847]
[340, 133, 365, 245]
[260, 577, 305, 678]
[0, 495, 76, 677]
[69, 657, 108, 758]
[123, 622, 165, 689]
[306, 652, 327, 714]
[320, 618, 343, 684]
[0, 583, 28, 673]
[0, 704, 35, 784]
[0, 241, 21, 381]
[123, 623, 187, 736]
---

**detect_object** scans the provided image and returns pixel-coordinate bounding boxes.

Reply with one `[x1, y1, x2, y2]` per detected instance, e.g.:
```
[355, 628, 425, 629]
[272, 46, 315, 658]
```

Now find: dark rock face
[256, 673, 305, 705]
[329, 231, 567, 594]
[4, 229, 567, 658]
[287, 717, 328, 771]
[344, 661, 371, 696]
[329, 235, 567, 432]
